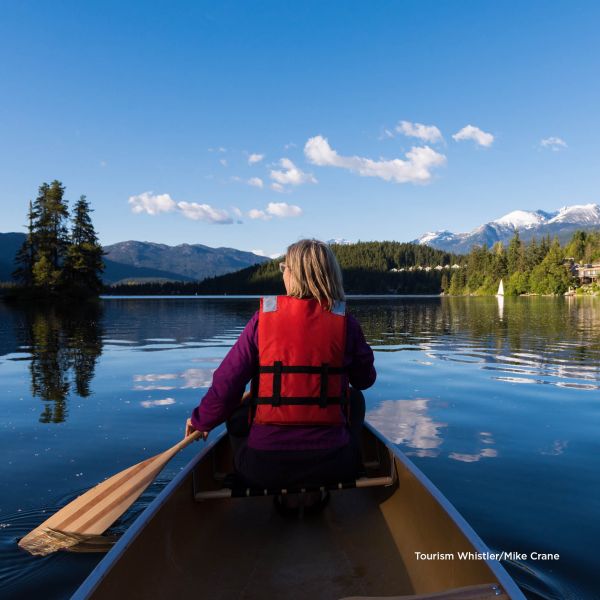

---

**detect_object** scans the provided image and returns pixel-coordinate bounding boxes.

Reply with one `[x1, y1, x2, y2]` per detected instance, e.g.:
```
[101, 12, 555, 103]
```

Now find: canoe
[72, 423, 525, 600]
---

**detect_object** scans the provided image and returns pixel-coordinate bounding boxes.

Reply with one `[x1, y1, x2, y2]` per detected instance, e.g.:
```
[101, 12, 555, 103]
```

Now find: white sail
[496, 279, 504, 296]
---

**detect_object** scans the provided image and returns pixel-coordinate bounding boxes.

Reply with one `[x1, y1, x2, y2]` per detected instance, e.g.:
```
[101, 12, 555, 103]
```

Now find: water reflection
[367, 399, 447, 457]
[132, 367, 215, 391]
[0, 297, 258, 426]
[351, 296, 600, 390]
[10, 304, 104, 423]
[0, 296, 598, 599]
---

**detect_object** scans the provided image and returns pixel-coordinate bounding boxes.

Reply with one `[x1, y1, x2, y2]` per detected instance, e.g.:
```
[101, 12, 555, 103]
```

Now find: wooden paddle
[18, 430, 203, 556]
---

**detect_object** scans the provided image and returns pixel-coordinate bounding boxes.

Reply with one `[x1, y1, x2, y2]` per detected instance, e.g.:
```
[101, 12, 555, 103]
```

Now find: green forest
[106, 233, 600, 297]
[107, 241, 464, 295]
[447, 231, 600, 296]
[8, 180, 104, 300]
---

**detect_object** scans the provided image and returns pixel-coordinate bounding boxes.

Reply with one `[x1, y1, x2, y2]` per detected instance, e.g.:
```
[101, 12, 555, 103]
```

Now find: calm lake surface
[1, 296, 599, 599]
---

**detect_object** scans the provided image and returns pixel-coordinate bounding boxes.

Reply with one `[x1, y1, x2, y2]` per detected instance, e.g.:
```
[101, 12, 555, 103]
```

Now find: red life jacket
[252, 295, 348, 426]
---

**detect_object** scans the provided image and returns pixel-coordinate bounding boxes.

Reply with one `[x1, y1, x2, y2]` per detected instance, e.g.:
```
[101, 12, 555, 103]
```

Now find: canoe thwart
[194, 446, 397, 501]
[194, 473, 395, 501]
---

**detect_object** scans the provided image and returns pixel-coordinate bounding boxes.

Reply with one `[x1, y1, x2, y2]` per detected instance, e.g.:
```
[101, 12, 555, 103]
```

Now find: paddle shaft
[19, 430, 203, 555]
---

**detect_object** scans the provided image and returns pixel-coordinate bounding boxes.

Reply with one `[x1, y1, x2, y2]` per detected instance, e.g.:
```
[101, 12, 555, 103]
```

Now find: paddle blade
[19, 448, 175, 555]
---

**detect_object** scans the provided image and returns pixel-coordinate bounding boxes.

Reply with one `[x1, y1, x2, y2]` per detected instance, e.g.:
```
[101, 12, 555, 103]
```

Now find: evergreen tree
[440, 273, 449, 294]
[11, 181, 104, 299]
[564, 231, 587, 262]
[63, 195, 105, 293]
[507, 231, 525, 274]
[491, 242, 508, 281]
[30, 181, 70, 290]
[13, 200, 38, 285]
[529, 238, 572, 295]
[525, 237, 543, 270]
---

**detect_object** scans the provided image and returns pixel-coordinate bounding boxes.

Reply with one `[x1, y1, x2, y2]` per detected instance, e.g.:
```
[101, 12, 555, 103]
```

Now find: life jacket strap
[272, 361, 282, 407]
[256, 362, 347, 408]
[258, 365, 346, 374]
[253, 396, 348, 406]
[319, 363, 329, 408]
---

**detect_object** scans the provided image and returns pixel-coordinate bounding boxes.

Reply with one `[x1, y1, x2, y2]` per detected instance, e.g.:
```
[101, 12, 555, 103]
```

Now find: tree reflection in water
[24, 304, 103, 423]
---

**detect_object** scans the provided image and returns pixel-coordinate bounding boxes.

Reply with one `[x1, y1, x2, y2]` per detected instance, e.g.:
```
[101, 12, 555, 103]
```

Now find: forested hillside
[107, 242, 462, 295]
[447, 231, 600, 296]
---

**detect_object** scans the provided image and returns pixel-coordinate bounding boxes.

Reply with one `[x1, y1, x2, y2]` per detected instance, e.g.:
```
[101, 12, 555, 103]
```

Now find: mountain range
[414, 203, 600, 253]
[2, 202, 600, 283]
[0, 235, 268, 284]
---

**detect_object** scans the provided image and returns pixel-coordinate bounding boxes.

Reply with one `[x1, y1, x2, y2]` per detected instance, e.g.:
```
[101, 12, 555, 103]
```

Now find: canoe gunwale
[365, 422, 525, 600]
[70, 427, 226, 600]
[71, 423, 526, 600]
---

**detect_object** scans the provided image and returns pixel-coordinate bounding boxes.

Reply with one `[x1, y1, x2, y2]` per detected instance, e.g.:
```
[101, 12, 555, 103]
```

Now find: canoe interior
[80, 426, 519, 600]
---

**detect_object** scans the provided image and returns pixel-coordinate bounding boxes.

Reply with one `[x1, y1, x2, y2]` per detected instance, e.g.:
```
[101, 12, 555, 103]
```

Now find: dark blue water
[0, 296, 598, 599]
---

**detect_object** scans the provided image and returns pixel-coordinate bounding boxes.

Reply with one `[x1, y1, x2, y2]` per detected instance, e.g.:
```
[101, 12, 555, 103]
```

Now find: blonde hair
[285, 239, 345, 310]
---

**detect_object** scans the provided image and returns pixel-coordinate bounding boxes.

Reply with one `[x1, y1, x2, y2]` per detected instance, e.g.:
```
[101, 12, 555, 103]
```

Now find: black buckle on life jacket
[256, 362, 347, 408]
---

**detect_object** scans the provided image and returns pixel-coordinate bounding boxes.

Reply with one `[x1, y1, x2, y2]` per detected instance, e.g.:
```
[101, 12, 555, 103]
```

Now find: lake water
[0, 296, 599, 599]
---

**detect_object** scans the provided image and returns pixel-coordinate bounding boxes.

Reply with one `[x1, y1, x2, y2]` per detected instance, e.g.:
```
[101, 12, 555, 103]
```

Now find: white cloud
[396, 121, 443, 143]
[232, 207, 243, 218]
[304, 135, 446, 184]
[452, 125, 494, 147]
[540, 136, 567, 151]
[128, 192, 176, 215]
[180, 368, 214, 389]
[140, 397, 176, 408]
[248, 202, 303, 220]
[270, 182, 285, 193]
[270, 158, 317, 187]
[252, 248, 283, 258]
[134, 374, 178, 382]
[248, 153, 264, 164]
[248, 177, 264, 188]
[219, 158, 228, 167]
[248, 208, 269, 220]
[266, 202, 302, 217]
[177, 202, 233, 224]
[129, 191, 235, 224]
[208, 147, 227, 153]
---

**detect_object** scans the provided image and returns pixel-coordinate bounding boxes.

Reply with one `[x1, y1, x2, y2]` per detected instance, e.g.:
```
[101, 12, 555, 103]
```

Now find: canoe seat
[194, 448, 397, 501]
[340, 582, 509, 600]
[194, 472, 395, 501]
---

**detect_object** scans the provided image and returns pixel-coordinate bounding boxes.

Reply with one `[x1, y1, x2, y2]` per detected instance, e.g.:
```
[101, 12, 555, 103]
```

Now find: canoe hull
[72, 423, 525, 599]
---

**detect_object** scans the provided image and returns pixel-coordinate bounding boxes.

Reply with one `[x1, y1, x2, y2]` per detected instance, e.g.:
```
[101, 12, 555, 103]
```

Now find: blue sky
[1, 1, 599, 256]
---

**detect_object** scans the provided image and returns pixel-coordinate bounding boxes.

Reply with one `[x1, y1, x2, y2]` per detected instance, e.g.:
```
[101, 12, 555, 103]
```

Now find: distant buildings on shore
[563, 259, 600, 284]
[390, 264, 461, 273]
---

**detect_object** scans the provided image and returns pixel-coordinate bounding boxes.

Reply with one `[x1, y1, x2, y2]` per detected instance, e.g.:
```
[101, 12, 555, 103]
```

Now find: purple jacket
[191, 308, 376, 451]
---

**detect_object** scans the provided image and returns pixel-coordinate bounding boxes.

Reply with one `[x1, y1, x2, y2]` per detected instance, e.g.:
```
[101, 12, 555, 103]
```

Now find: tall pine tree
[30, 181, 70, 289]
[13, 200, 38, 285]
[63, 195, 104, 293]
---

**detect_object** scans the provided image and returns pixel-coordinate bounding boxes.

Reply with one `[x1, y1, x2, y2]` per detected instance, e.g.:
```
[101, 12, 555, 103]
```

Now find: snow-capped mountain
[327, 238, 353, 245]
[415, 203, 600, 254]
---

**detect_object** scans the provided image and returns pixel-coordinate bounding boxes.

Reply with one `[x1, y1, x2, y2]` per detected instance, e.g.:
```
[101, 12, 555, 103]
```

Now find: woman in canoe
[186, 238, 376, 494]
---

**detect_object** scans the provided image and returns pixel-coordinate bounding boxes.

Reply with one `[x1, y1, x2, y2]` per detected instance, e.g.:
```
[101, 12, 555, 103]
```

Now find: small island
[4, 180, 104, 303]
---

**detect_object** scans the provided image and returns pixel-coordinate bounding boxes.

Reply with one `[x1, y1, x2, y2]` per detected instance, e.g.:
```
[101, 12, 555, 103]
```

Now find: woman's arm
[346, 314, 376, 390]
[190, 312, 259, 432]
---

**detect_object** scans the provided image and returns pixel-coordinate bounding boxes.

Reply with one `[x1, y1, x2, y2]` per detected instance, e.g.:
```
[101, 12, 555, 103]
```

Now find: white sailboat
[496, 279, 504, 297]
